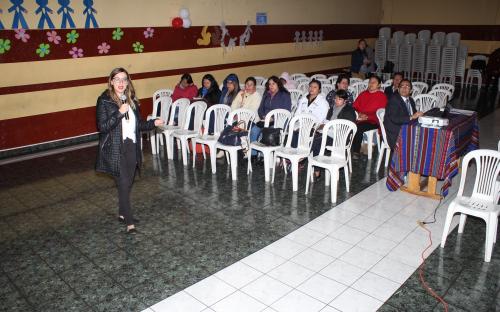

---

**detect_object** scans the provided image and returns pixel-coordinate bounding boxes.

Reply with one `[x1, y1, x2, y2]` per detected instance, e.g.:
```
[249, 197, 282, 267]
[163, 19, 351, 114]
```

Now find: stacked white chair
[160, 98, 190, 159]
[425, 44, 441, 82]
[171, 101, 207, 166]
[305, 120, 357, 203]
[414, 94, 439, 112]
[418, 30, 431, 44]
[405, 33, 417, 45]
[412, 41, 427, 81]
[440, 149, 500, 262]
[254, 76, 267, 86]
[374, 38, 389, 73]
[439, 46, 457, 84]
[387, 42, 400, 72]
[412, 81, 429, 94]
[392, 31, 405, 45]
[272, 114, 319, 192]
[149, 96, 172, 154]
[311, 74, 327, 80]
[455, 45, 468, 88]
[432, 32, 446, 46]
[465, 55, 487, 88]
[379, 27, 391, 39]
[295, 77, 311, 86]
[445, 32, 461, 47]
[398, 43, 413, 78]
[291, 73, 307, 81]
[191, 104, 231, 173]
[247, 109, 291, 182]
[216, 108, 256, 181]
[428, 89, 452, 108]
[375, 109, 391, 172]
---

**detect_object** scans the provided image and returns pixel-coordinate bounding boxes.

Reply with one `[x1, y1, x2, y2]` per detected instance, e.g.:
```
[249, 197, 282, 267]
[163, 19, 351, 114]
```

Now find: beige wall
[381, 0, 500, 25]
[0, 0, 381, 28]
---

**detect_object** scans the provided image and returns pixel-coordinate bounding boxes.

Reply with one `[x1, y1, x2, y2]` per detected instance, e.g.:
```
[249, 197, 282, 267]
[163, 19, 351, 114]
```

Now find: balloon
[182, 18, 191, 28]
[179, 8, 189, 19]
[172, 17, 183, 28]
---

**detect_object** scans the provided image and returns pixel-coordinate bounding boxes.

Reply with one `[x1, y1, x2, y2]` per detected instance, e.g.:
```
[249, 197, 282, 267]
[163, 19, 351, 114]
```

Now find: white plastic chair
[160, 98, 190, 159]
[153, 89, 173, 100]
[439, 46, 457, 85]
[412, 41, 427, 81]
[305, 119, 357, 203]
[379, 27, 391, 39]
[412, 81, 429, 94]
[392, 31, 405, 45]
[350, 78, 363, 84]
[411, 85, 423, 97]
[316, 78, 331, 86]
[321, 84, 334, 96]
[440, 149, 500, 262]
[425, 44, 441, 82]
[398, 43, 412, 78]
[149, 96, 172, 154]
[428, 89, 452, 108]
[432, 83, 455, 96]
[374, 38, 389, 72]
[465, 55, 487, 88]
[247, 109, 291, 182]
[295, 77, 310, 86]
[297, 82, 309, 95]
[328, 75, 339, 85]
[418, 30, 431, 44]
[445, 32, 461, 47]
[272, 114, 319, 192]
[289, 89, 303, 109]
[455, 45, 467, 88]
[414, 94, 439, 113]
[387, 42, 400, 72]
[311, 74, 327, 80]
[191, 104, 231, 173]
[351, 82, 368, 100]
[171, 101, 207, 166]
[254, 76, 267, 86]
[404, 33, 417, 45]
[216, 108, 256, 181]
[375, 109, 391, 172]
[382, 79, 393, 90]
[432, 32, 446, 46]
[291, 73, 307, 81]
[256, 85, 265, 97]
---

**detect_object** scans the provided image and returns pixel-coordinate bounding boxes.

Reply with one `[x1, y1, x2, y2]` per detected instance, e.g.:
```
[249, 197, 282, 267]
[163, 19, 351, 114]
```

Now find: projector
[418, 116, 449, 128]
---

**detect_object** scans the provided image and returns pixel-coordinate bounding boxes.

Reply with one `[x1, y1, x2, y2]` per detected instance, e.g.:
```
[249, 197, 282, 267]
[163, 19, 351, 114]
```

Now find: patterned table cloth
[386, 112, 479, 197]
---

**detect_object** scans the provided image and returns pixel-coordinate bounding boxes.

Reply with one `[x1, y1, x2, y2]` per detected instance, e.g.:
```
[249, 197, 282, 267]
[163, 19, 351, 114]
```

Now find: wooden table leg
[401, 172, 442, 200]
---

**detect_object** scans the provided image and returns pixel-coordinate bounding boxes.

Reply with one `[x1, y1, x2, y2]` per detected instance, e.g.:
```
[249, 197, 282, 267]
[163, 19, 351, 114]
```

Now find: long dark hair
[265, 75, 288, 94]
[335, 74, 350, 90]
[201, 74, 219, 92]
[107, 67, 137, 109]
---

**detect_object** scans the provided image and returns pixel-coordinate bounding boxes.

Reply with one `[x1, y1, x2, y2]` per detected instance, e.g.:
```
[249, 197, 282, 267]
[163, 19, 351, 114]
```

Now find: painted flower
[143, 27, 154, 39]
[0, 39, 11, 54]
[66, 30, 79, 44]
[36, 43, 50, 57]
[97, 42, 110, 54]
[132, 41, 144, 53]
[47, 31, 61, 45]
[14, 29, 30, 43]
[69, 46, 84, 58]
[112, 27, 124, 40]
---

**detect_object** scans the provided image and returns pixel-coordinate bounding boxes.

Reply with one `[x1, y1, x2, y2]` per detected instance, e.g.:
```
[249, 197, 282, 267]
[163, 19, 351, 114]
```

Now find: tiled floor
[0, 86, 499, 312]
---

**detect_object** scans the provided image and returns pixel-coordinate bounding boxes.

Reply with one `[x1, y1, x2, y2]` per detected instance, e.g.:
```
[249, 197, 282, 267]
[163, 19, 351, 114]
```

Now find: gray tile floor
[0, 86, 498, 312]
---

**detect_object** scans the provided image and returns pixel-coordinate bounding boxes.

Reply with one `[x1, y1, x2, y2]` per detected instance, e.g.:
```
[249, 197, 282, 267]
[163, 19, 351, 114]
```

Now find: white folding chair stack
[375, 109, 391, 172]
[387, 42, 400, 72]
[398, 43, 413, 78]
[425, 44, 441, 82]
[171, 101, 207, 166]
[254, 76, 267, 86]
[428, 89, 452, 108]
[379, 27, 391, 39]
[392, 31, 405, 45]
[411, 41, 427, 81]
[305, 120, 357, 203]
[440, 149, 500, 262]
[216, 108, 256, 181]
[440, 46, 457, 84]
[374, 38, 389, 73]
[465, 55, 487, 88]
[432, 32, 446, 46]
[404, 33, 417, 45]
[191, 104, 231, 173]
[418, 30, 431, 44]
[149, 96, 172, 154]
[455, 45, 468, 88]
[272, 114, 319, 192]
[247, 109, 291, 182]
[291, 73, 307, 81]
[160, 98, 190, 159]
[445, 32, 461, 47]
[311, 74, 327, 80]
[412, 81, 429, 94]
[414, 94, 439, 112]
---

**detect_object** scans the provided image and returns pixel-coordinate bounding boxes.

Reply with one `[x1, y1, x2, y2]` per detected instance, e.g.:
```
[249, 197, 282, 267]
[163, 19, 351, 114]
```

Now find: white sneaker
[216, 151, 225, 158]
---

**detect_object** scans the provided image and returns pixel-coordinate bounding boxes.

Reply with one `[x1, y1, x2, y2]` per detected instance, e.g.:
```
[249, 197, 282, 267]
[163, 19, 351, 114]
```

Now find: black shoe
[118, 217, 140, 224]
[126, 228, 138, 235]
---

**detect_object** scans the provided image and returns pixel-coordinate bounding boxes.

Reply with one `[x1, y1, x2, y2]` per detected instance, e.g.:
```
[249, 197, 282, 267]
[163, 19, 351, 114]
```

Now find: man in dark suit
[383, 79, 424, 149]
[384, 72, 403, 100]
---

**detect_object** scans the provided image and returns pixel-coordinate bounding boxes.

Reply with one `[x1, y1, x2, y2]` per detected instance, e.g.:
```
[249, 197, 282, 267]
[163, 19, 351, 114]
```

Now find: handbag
[217, 121, 248, 146]
[260, 127, 281, 146]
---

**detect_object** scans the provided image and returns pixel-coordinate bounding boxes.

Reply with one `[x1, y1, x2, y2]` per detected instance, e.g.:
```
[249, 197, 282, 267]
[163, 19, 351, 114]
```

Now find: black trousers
[114, 138, 137, 226]
[352, 123, 378, 153]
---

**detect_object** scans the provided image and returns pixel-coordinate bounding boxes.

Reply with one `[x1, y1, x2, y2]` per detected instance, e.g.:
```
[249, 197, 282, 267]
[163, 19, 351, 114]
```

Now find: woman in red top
[171, 73, 198, 102]
[352, 75, 387, 157]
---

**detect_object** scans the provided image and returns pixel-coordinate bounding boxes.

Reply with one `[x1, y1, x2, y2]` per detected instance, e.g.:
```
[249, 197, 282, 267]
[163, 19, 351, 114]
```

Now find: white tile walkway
[147, 176, 464, 312]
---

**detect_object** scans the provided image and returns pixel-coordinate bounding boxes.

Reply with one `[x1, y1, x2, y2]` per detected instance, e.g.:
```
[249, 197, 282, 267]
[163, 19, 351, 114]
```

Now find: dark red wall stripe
[0, 51, 351, 95]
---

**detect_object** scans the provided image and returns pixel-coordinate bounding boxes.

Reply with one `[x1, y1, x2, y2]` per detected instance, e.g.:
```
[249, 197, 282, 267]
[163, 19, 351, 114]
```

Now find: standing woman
[96, 67, 164, 234]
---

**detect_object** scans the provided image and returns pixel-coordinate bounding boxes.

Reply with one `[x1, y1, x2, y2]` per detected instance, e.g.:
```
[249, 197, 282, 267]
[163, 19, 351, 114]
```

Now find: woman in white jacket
[295, 79, 329, 123]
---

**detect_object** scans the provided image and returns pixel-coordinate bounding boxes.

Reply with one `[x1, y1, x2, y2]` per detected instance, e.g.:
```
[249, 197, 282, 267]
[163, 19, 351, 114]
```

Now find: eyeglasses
[112, 77, 128, 84]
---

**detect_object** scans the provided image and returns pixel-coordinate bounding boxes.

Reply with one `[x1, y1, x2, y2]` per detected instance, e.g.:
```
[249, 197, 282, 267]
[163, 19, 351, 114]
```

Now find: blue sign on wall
[256, 12, 267, 25]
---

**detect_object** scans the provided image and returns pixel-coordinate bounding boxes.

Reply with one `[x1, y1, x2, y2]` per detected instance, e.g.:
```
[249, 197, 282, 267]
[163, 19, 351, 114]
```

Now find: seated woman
[197, 74, 221, 107]
[351, 39, 374, 78]
[352, 75, 387, 158]
[171, 73, 198, 102]
[295, 79, 329, 123]
[219, 73, 240, 106]
[231, 77, 262, 116]
[279, 72, 297, 90]
[326, 74, 354, 114]
[250, 76, 292, 156]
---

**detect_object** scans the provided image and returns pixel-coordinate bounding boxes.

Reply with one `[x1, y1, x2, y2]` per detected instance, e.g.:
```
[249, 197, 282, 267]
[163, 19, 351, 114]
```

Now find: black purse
[217, 121, 248, 146]
[260, 127, 281, 146]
